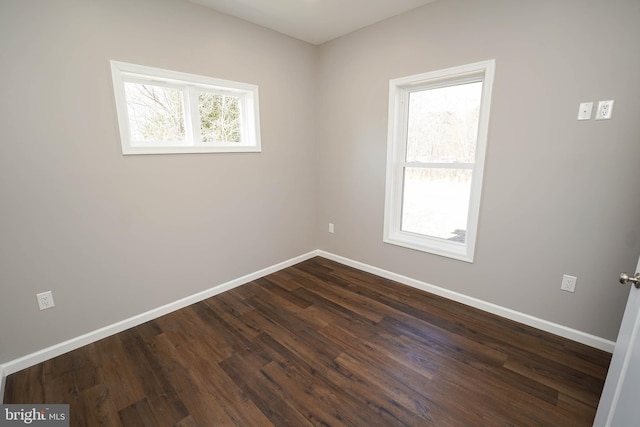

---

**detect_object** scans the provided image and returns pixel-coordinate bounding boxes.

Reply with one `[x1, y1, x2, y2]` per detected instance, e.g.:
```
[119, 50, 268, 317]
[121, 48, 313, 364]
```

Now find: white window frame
[383, 60, 495, 262]
[110, 61, 261, 155]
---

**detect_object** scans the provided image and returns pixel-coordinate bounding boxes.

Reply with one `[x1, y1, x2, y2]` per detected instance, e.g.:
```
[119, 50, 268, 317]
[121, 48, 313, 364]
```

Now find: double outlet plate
[578, 100, 614, 120]
[561, 275, 577, 293]
[37, 290, 55, 310]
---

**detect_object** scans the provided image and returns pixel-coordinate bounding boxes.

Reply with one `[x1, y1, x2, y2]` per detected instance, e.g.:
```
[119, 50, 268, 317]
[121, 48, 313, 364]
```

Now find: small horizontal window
[110, 61, 261, 155]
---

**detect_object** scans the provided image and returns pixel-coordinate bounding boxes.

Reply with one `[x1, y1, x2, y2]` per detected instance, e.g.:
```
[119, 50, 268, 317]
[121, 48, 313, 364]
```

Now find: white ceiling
[188, 0, 438, 45]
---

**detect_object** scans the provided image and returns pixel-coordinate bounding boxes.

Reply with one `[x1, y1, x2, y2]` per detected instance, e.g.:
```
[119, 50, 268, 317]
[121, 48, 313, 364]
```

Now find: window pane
[401, 168, 472, 242]
[124, 82, 185, 143]
[198, 93, 241, 143]
[406, 82, 482, 163]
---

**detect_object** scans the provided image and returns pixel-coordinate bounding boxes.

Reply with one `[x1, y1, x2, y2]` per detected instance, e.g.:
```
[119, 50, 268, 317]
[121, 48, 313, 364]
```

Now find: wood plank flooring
[4, 257, 611, 426]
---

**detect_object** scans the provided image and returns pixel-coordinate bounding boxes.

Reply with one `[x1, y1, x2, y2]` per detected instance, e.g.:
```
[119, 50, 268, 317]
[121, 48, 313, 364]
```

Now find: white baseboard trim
[318, 250, 616, 353]
[0, 251, 318, 380]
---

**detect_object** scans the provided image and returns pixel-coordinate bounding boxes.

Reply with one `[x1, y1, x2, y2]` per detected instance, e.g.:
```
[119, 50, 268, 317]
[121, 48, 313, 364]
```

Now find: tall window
[110, 61, 260, 155]
[384, 60, 495, 262]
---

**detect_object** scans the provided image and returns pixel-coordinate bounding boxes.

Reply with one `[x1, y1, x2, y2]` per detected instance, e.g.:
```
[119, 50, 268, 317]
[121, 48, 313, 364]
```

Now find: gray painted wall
[0, 0, 317, 364]
[316, 0, 640, 341]
[1, 0, 639, 366]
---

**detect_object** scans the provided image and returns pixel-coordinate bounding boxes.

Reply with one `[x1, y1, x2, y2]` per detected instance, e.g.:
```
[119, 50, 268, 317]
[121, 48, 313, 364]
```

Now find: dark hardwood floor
[4, 257, 611, 426]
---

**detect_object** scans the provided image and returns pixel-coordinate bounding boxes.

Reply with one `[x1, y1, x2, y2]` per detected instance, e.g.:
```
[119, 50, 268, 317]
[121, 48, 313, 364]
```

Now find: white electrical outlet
[561, 275, 577, 293]
[595, 100, 614, 120]
[37, 291, 55, 310]
[577, 102, 593, 120]
[328, 223, 335, 233]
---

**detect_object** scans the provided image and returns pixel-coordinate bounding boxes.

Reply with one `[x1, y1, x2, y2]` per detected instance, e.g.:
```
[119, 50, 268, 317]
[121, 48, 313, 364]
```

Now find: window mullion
[186, 87, 201, 146]
[236, 94, 247, 144]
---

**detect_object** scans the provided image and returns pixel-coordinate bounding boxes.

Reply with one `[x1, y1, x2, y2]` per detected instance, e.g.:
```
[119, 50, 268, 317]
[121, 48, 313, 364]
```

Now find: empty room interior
[2, 0, 640, 425]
